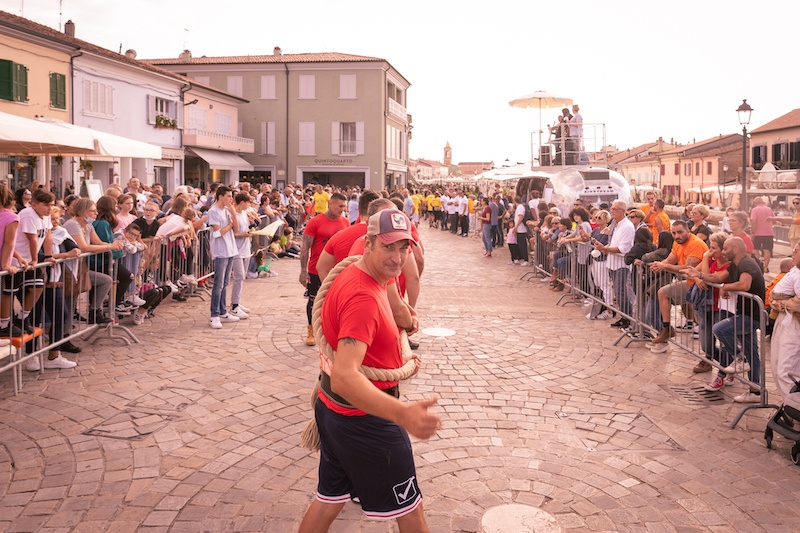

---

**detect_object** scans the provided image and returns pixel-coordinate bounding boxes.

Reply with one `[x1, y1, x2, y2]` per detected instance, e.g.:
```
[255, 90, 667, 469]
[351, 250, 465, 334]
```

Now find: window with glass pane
[340, 122, 356, 154]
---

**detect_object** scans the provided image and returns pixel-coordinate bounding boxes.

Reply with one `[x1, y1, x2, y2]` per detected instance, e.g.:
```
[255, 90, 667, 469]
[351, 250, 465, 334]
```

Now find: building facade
[149, 48, 411, 191]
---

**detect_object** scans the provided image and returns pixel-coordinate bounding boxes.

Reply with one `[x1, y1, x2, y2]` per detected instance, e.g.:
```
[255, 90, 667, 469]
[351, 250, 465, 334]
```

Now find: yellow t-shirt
[410, 194, 421, 214]
[313, 191, 330, 214]
[429, 197, 442, 210]
[468, 198, 476, 214]
[425, 194, 435, 210]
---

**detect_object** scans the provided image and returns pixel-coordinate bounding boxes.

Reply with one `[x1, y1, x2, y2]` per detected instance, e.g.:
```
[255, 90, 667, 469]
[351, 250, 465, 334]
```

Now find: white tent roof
[0, 111, 95, 155]
[51, 121, 162, 159]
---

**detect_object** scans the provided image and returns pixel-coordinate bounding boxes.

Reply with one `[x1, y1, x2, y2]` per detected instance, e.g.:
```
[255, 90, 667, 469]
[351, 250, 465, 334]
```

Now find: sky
[8, 0, 800, 166]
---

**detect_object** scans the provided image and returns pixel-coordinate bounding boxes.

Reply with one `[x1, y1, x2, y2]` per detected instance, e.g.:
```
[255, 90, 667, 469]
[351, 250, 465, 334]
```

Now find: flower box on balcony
[155, 115, 177, 130]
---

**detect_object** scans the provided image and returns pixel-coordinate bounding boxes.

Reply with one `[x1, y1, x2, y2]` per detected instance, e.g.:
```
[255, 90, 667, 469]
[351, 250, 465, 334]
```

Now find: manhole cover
[661, 384, 726, 405]
[420, 327, 455, 337]
[558, 411, 684, 452]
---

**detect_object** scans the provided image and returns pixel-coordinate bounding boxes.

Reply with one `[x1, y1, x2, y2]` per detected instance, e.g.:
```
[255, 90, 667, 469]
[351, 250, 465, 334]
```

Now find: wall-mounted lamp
[184, 99, 199, 106]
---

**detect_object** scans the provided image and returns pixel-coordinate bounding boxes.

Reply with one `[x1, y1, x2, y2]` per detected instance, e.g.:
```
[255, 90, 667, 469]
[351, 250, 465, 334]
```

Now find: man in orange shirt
[647, 220, 708, 353]
[651, 198, 671, 243]
[640, 191, 657, 237]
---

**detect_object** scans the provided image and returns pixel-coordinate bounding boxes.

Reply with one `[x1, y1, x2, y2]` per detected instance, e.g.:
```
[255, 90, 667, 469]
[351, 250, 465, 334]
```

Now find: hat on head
[367, 209, 417, 245]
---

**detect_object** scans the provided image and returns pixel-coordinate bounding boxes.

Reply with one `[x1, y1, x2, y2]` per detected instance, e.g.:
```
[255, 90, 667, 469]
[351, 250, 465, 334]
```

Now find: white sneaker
[209, 316, 222, 329]
[26, 357, 41, 372]
[128, 295, 146, 307]
[507, 261, 517, 265]
[246, 272, 259, 280]
[133, 310, 145, 325]
[219, 313, 240, 323]
[236, 304, 251, 313]
[165, 279, 179, 292]
[519, 260, 528, 266]
[650, 343, 669, 354]
[44, 355, 77, 369]
[231, 307, 249, 320]
[722, 358, 750, 375]
[595, 310, 613, 320]
[733, 391, 761, 403]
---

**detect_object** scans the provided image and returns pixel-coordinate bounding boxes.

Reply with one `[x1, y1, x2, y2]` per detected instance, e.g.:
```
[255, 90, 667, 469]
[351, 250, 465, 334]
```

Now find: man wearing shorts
[648, 220, 708, 353]
[299, 192, 348, 346]
[299, 209, 439, 532]
[749, 196, 774, 272]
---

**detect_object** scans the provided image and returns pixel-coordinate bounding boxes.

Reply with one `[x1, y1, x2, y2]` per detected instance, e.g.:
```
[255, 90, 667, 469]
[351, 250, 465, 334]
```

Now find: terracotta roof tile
[146, 52, 384, 65]
[750, 109, 800, 134]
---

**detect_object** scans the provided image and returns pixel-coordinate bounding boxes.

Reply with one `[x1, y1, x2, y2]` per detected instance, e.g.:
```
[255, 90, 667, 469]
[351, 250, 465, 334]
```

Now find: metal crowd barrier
[526, 235, 776, 429]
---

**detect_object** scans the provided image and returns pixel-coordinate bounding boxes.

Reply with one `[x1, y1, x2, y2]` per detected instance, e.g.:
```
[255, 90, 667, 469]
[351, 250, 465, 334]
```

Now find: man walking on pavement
[750, 196, 775, 272]
[298, 209, 440, 532]
[299, 193, 349, 346]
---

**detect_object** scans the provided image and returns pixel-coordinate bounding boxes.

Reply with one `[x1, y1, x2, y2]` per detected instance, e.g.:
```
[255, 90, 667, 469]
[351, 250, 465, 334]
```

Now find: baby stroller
[764, 372, 800, 465]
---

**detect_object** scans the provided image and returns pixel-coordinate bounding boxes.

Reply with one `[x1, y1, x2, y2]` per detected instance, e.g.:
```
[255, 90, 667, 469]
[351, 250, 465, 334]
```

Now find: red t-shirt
[304, 213, 349, 275]
[733, 232, 754, 254]
[319, 265, 402, 416]
[324, 222, 367, 263]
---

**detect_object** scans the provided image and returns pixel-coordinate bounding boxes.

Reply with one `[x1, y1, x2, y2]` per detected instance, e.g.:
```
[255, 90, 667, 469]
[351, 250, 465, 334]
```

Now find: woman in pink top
[0, 184, 22, 338]
[115, 194, 138, 232]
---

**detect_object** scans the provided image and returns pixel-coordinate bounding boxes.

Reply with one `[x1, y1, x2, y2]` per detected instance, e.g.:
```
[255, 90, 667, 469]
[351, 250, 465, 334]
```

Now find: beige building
[149, 48, 411, 191]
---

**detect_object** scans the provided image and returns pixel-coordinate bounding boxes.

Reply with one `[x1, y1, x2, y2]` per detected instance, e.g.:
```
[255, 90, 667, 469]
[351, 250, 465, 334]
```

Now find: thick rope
[300, 255, 418, 450]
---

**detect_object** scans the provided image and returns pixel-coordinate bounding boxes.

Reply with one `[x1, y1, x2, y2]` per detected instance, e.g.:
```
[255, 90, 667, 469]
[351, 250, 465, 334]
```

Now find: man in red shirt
[299, 192, 349, 346]
[298, 209, 439, 532]
[316, 190, 380, 281]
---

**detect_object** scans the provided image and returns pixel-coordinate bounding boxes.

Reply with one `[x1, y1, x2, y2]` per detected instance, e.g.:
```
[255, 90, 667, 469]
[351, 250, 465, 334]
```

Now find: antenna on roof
[183, 28, 189, 52]
[59, 0, 63, 31]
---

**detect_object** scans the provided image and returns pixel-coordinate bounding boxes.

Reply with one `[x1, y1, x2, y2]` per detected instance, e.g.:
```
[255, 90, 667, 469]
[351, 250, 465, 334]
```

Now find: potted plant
[26, 156, 37, 169]
[155, 114, 177, 129]
[78, 159, 93, 177]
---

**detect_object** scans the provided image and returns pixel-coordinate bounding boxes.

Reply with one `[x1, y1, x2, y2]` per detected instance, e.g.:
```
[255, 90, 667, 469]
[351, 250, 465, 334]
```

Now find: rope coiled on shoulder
[300, 254, 418, 450]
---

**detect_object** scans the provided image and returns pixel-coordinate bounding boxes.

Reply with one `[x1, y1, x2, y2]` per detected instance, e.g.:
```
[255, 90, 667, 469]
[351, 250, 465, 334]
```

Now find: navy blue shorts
[314, 398, 422, 520]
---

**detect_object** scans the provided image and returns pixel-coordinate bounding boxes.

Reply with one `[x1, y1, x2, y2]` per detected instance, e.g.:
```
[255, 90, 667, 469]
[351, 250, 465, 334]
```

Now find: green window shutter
[49, 72, 66, 109]
[14, 63, 28, 102]
[0, 60, 12, 101]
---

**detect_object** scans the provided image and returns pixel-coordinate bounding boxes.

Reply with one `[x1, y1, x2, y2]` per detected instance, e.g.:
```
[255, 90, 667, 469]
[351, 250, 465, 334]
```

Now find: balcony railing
[183, 129, 254, 153]
[388, 99, 406, 121]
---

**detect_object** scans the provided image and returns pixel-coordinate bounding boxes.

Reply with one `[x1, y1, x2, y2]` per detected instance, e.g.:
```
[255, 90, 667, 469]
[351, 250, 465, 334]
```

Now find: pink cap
[367, 209, 417, 245]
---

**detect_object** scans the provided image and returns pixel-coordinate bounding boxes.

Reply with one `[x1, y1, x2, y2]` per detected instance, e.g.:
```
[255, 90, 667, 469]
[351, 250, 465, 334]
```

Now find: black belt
[319, 371, 399, 409]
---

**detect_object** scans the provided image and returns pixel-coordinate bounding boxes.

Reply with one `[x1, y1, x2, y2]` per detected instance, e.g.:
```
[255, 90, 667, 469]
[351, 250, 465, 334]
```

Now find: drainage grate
[558, 411, 685, 452]
[661, 384, 726, 405]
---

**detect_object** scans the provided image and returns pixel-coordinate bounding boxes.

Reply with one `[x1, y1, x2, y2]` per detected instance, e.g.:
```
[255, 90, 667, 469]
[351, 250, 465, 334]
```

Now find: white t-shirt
[207, 205, 238, 259]
[156, 213, 190, 237]
[528, 198, 540, 211]
[459, 196, 469, 215]
[234, 210, 251, 258]
[12, 206, 52, 265]
[515, 204, 527, 234]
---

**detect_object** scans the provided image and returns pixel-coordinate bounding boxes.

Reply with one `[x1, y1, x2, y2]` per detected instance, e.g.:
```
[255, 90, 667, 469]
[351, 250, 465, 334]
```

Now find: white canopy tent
[0, 111, 96, 155]
[49, 120, 162, 159]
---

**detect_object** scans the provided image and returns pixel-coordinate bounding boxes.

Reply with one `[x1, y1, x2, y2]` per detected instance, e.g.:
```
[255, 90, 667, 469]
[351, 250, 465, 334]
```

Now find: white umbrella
[0, 111, 96, 155]
[508, 91, 573, 160]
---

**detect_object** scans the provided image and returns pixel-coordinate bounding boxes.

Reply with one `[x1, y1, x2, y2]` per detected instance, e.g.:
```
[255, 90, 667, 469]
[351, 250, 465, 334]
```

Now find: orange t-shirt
[672, 233, 708, 285]
[653, 211, 671, 242]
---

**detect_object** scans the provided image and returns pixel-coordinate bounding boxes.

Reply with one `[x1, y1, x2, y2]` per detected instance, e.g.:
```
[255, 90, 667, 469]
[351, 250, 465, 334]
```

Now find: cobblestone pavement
[1, 224, 799, 532]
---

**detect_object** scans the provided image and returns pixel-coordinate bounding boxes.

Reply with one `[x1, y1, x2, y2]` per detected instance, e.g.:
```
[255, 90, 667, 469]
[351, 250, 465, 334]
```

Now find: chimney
[274, 46, 282, 57]
[179, 49, 192, 61]
[124, 49, 137, 59]
[64, 20, 75, 37]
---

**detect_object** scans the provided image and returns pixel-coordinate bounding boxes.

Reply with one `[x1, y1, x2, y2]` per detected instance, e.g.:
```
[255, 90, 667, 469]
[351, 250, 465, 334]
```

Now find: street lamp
[737, 99, 752, 210]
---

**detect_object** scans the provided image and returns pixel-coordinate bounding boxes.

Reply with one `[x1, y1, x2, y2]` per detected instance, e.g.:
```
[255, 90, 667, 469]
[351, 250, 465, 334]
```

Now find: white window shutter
[331, 122, 340, 155]
[237, 121, 243, 137]
[261, 75, 275, 99]
[83, 80, 91, 112]
[105, 85, 114, 115]
[260, 122, 267, 155]
[356, 122, 364, 155]
[147, 94, 156, 125]
[177, 103, 184, 129]
[267, 122, 275, 155]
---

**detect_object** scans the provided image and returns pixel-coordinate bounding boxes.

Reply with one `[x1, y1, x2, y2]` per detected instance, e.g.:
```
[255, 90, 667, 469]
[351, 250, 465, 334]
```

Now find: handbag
[685, 282, 712, 311]
[63, 259, 90, 297]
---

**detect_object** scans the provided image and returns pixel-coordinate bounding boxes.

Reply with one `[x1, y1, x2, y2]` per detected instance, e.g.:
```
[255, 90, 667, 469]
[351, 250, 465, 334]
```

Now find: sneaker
[133, 310, 145, 325]
[179, 274, 198, 288]
[231, 307, 249, 320]
[693, 360, 713, 373]
[246, 272, 259, 280]
[128, 295, 146, 307]
[115, 304, 133, 315]
[219, 313, 239, 323]
[676, 321, 695, 331]
[172, 293, 188, 302]
[0, 322, 24, 338]
[507, 260, 517, 265]
[723, 375, 735, 386]
[611, 318, 630, 328]
[236, 304, 251, 314]
[540, 277, 550, 283]
[722, 358, 750, 375]
[13, 315, 34, 335]
[692, 325, 700, 338]
[26, 357, 40, 372]
[705, 375, 727, 391]
[733, 391, 761, 403]
[44, 355, 77, 369]
[164, 279, 180, 292]
[594, 310, 613, 320]
[60, 341, 81, 354]
[209, 316, 222, 329]
[650, 343, 669, 354]
[88, 310, 112, 325]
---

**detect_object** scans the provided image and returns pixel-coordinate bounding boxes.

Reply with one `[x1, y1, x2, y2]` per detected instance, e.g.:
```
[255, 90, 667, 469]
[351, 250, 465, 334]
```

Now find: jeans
[609, 267, 633, 317]
[210, 256, 236, 317]
[481, 224, 493, 253]
[713, 314, 759, 382]
[230, 256, 247, 306]
[699, 309, 731, 360]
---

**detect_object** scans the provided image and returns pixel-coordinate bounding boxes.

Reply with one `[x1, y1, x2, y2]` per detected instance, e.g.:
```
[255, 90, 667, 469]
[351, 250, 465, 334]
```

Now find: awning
[0, 111, 95, 155]
[51, 121, 162, 159]
[187, 147, 253, 171]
